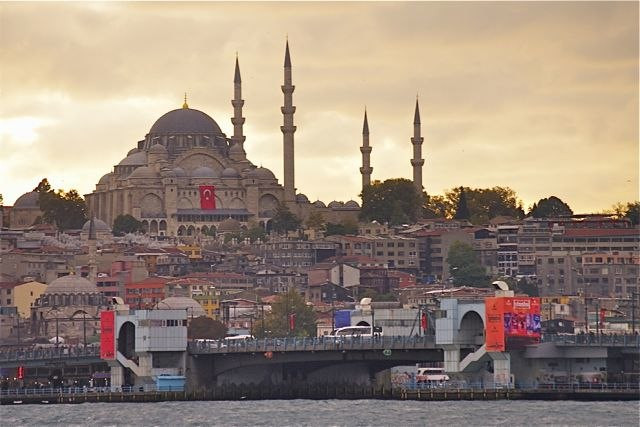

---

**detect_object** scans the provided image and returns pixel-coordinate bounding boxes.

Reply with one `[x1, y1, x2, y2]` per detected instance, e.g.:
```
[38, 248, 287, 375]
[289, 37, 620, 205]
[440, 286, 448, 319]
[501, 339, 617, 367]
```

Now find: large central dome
[149, 108, 223, 135]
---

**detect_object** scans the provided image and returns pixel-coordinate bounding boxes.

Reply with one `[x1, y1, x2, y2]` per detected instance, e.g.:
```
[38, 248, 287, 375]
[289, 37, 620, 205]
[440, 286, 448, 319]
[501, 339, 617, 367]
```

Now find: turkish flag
[421, 312, 428, 331]
[199, 186, 216, 210]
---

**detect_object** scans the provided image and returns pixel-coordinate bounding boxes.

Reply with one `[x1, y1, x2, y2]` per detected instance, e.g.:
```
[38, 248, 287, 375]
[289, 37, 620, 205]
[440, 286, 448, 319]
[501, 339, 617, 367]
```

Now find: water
[2, 400, 638, 426]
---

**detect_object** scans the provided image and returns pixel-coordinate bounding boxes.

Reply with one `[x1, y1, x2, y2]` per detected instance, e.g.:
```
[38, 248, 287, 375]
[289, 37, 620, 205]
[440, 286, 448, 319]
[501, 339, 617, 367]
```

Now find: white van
[416, 367, 449, 385]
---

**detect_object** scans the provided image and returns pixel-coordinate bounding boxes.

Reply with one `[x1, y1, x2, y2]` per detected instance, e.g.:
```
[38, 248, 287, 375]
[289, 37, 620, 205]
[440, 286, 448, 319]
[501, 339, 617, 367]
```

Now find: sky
[1, 1, 638, 214]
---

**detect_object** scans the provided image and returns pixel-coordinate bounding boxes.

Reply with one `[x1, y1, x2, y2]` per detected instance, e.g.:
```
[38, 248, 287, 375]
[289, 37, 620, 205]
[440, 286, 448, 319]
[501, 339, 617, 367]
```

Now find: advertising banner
[100, 310, 116, 360]
[485, 297, 541, 352]
[485, 297, 505, 351]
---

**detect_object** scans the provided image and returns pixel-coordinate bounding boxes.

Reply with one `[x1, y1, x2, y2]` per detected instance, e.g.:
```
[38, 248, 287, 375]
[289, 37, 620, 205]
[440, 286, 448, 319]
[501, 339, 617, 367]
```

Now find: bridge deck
[189, 336, 437, 354]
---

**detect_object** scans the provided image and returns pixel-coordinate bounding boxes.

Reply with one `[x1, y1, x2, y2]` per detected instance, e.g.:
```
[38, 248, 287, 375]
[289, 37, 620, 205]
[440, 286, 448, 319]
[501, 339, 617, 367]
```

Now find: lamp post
[82, 311, 87, 348]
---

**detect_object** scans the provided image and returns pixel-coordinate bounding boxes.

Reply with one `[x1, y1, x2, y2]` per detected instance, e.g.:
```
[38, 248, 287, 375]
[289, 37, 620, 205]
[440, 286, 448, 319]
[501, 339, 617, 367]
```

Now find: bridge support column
[443, 345, 461, 372]
[489, 352, 511, 386]
[110, 365, 124, 391]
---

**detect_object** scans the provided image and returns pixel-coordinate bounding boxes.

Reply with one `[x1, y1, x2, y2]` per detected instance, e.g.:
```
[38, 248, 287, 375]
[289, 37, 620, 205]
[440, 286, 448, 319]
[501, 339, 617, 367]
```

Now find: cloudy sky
[1, 2, 638, 213]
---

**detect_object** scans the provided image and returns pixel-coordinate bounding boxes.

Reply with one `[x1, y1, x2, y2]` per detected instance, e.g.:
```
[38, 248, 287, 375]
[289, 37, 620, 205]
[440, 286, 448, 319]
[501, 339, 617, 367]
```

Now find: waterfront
[2, 400, 639, 426]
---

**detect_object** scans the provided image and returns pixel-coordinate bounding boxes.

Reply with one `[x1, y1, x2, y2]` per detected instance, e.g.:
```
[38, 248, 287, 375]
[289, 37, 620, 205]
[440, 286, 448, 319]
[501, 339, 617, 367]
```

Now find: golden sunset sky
[1, 2, 638, 213]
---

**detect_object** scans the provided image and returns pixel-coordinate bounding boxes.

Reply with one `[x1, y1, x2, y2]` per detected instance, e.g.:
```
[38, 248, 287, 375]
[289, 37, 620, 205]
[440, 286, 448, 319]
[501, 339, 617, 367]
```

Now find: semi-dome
[149, 108, 223, 135]
[218, 217, 241, 232]
[191, 166, 219, 179]
[313, 200, 326, 208]
[296, 194, 309, 203]
[222, 167, 240, 178]
[14, 191, 40, 208]
[344, 200, 360, 208]
[149, 143, 168, 154]
[82, 218, 111, 233]
[98, 173, 112, 185]
[129, 166, 158, 179]
[157, 297, 206, 318]
[44, 274, 98, 295]
[118, 151, 147, 166]
[173, 167, 186, 177]
[328, 201, 344, 208]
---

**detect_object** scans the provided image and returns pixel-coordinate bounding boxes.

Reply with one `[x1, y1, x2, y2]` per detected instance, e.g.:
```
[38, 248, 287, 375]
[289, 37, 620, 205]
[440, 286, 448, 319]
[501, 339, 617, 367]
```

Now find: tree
[453, 187, 470, 220]
[187, 316, 227, 340]
[271, 202, 301, 234]
[529, 196, 573, 218]
[423, 194, 452, 219]
[254, 290, 317, 338]
[445, 186, 524, 224]
[34, 178, 87, 231]
[623, 201, 639, 225]
[360, 178, 423, 225]
[446, 241, 488, 287]
[325, 220, 358, 236]
[112, 214, 143, 236]
[361, 288, 397, 302]
[305, 211, 325, 231]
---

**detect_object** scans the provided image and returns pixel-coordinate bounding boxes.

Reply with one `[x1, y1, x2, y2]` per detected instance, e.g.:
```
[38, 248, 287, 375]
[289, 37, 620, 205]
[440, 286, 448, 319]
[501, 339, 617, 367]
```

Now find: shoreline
[2, 387, 638, 405]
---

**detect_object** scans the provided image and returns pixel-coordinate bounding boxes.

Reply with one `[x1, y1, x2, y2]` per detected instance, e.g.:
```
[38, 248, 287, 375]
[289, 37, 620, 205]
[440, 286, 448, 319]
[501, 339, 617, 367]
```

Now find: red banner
[421, 312, 428, 331]
[100, 311, 115, 360]
[288, 313, 296, 331]
[485, 297, 506, 352]
[199, 186, 216, 210]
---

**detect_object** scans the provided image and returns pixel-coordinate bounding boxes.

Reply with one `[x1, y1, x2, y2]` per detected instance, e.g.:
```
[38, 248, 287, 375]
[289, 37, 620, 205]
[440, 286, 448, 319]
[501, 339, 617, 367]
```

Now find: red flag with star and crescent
[199, 185, 216, 210]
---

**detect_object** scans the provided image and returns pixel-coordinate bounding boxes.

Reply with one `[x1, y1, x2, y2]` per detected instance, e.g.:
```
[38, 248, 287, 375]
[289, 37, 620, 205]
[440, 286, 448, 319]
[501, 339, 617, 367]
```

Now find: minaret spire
[410, 97, 425, 193]
[360, 108, 373, 191]
[281, 39, 296, 202]
[230, 54, 246, 160]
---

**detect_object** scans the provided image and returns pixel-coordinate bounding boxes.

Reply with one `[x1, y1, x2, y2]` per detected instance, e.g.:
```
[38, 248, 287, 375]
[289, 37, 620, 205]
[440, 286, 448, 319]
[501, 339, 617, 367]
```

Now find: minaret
[88, 217, 98, 285]
[281, 40, 297, 202]
[410, 98, 424, 193]
[230, 54, 247, 161]
[359, 109, 373, 191]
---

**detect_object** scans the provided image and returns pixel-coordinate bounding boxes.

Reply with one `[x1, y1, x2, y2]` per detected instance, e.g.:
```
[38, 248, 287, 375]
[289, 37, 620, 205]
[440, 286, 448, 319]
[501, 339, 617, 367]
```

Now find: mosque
[81, 41, 425, 237]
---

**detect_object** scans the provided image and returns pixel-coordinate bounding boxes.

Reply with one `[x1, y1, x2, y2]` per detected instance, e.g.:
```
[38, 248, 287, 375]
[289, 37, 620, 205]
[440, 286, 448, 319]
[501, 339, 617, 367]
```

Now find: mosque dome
[129, 166, 159, 179]
[118, 151, 147, 166]
[328, 201, 344, 208]
[149, 108, 223, 135]
[13, 191, 40, 209]
[172, 167, 186, 177]
[312, 200, 326, 208]
[157, 297, 206, 318]
[191, 166, 219, 179]
[127, 148, 141, 156]
[248, 167, 276, 180]
[98, 173, 112, 185]
[344, 200, 360, 208]
[218, 217, 241, 232]
[82, 218, 111, 233]
[296, 194, 310, 203]
[222, 167, 240, 178]
[44, 274, 98, 295]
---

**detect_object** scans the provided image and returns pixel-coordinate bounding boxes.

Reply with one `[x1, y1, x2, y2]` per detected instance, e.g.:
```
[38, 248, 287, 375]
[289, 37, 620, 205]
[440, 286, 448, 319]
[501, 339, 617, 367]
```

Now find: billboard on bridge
[485, 297, 541, 352]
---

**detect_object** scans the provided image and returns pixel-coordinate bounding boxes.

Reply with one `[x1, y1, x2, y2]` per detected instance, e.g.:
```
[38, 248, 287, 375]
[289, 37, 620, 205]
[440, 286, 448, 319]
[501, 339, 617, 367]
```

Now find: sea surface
[2, 399, 638, 426]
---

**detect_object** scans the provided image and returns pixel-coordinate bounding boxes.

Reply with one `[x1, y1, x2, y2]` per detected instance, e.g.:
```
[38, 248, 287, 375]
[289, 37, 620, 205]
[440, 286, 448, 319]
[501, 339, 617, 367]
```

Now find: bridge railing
[400, 381, 640, 391]
[540, 334, 640, 347]
[188, 335, 436, 354]
[0, 345, 101, 362]
[0, 384, 184, 397]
